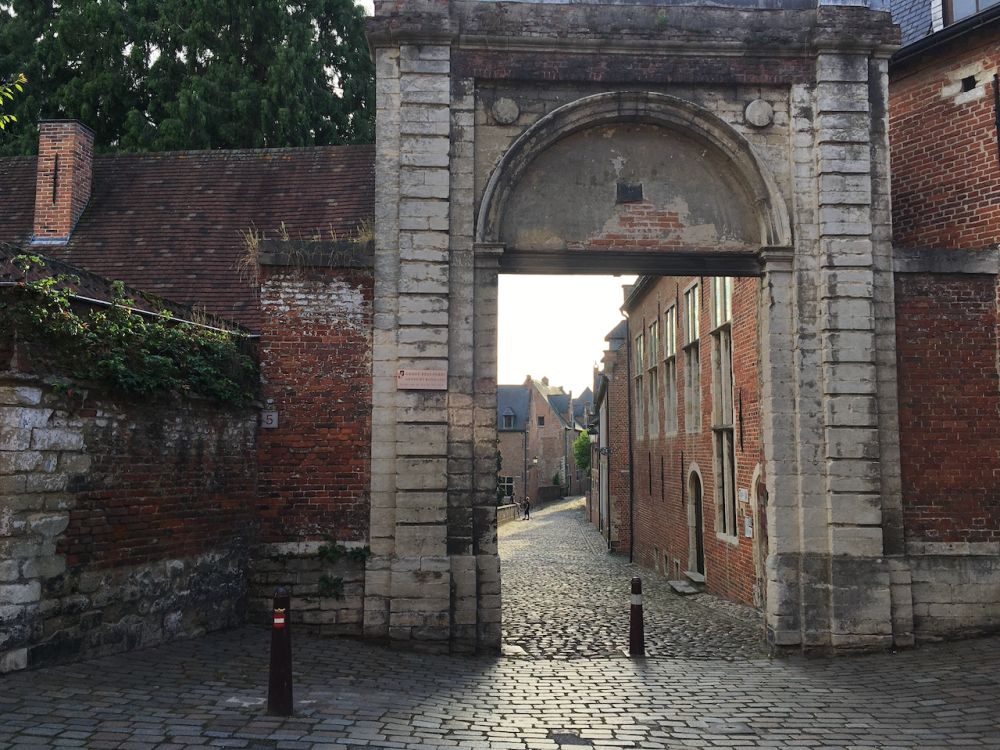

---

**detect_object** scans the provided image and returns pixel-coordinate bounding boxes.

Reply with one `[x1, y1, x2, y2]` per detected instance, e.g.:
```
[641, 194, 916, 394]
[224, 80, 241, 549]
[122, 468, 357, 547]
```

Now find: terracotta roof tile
[0, 145, 375, 330]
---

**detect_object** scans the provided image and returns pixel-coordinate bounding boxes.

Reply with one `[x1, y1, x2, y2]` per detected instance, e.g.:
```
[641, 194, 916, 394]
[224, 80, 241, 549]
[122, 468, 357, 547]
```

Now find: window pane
[951, 0, 978, 20]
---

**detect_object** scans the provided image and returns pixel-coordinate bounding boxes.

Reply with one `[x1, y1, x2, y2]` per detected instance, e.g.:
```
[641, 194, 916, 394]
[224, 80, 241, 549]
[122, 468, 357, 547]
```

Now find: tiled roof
[497, 385, 531, 431]
[0, 145, 375, 330]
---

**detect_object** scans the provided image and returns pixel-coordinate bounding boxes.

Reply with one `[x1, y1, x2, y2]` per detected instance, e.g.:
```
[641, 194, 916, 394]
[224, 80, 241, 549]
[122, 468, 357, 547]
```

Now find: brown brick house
[496, 376, 587, 503]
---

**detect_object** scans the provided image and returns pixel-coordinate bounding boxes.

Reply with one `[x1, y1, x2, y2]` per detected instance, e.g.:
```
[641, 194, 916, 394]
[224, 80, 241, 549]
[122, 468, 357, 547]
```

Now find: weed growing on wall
[1, 256, 257, 405]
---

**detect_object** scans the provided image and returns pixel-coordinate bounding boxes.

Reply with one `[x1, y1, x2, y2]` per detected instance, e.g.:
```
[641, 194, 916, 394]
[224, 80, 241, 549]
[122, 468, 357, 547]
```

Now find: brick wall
[889, 33, 1000, 250]
[894, 273, 1000, 545]
[0, 376, 257, 673]
[256, 266, 373, 544]
[251, 265, 374, 634]
[626, 275, 761, 605]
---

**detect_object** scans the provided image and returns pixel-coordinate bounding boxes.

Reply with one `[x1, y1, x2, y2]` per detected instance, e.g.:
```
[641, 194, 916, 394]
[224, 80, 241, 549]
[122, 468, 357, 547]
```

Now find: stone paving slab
[500, 496, 764, 660]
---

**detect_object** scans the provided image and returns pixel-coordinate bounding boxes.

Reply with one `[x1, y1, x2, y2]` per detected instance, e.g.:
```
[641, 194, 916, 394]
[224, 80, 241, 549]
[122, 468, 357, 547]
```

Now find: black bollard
[267, 586, 293, 716]
[629, 576, 645, 657]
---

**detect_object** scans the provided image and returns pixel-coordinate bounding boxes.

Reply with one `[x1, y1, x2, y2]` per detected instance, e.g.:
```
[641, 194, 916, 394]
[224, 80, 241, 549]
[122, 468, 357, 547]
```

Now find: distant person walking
[522, 496, 531, 520]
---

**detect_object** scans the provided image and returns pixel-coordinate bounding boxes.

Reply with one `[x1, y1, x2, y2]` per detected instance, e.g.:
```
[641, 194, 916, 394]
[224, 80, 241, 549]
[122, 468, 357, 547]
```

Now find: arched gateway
[364, 0, 908, 653]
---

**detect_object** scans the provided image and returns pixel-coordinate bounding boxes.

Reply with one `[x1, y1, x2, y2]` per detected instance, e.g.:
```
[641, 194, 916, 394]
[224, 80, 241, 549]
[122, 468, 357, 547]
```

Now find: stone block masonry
[0, 376, 257, 673]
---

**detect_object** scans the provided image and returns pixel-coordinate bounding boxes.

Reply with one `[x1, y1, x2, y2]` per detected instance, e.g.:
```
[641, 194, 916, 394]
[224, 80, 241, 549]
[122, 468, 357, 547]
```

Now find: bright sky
[497, 275, 636, 397]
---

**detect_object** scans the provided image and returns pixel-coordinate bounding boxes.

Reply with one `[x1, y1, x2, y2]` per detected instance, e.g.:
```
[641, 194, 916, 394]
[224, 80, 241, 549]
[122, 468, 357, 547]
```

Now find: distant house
[496, 376, 587, 503]
[588, 321, 631, 552]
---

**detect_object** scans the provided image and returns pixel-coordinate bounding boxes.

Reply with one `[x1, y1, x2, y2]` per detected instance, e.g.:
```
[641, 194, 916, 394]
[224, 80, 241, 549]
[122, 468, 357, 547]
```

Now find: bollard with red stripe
[267, 586, 293, 716]
[629, 576, 645, 657]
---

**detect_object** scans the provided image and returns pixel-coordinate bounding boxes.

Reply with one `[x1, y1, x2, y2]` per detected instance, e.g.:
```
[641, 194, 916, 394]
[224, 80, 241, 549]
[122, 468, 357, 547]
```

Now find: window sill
[715, 531, 740, 547]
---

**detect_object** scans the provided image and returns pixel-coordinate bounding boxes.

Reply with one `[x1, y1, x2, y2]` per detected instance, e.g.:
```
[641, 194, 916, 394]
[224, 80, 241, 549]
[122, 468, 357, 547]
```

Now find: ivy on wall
[1, 256, 257, 405]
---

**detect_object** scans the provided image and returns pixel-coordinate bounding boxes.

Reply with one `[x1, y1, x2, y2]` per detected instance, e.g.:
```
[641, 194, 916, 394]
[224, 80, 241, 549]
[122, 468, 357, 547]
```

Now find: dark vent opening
[616, 182, 643, 203]
[962, 75, 978, 92]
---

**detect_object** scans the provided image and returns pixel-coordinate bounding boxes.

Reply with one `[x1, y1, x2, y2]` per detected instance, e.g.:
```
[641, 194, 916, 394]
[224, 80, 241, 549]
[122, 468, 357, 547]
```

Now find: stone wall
[0, 376, 257, 673]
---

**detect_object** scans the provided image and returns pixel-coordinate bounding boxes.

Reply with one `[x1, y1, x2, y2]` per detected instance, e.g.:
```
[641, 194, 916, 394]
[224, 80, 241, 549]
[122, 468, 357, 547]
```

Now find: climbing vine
[1, 255, 257, 405]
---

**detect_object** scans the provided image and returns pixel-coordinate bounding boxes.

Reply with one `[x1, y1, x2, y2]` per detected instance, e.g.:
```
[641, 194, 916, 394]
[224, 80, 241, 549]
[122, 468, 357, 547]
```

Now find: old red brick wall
[894, 273, 1000, 545]
[890, 34, 1000, 250]
[256, 266, 373, 544]
[627, 276, 761, 605]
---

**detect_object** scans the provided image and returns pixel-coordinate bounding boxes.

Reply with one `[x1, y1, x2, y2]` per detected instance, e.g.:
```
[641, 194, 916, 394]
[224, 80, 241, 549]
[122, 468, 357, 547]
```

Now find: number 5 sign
[261, 410, 279, 429]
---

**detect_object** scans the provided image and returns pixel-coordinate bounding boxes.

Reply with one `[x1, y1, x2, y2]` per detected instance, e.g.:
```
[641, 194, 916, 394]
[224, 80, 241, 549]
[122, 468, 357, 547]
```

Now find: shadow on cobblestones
[2, 625, 999, 749]
[2, 497, 999, 748]
[500, 496, 765, 660]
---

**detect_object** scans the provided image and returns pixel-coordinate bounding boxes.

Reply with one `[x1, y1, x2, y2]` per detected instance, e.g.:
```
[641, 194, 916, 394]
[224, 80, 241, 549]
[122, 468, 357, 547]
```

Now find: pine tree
[0, 0, 374, 155]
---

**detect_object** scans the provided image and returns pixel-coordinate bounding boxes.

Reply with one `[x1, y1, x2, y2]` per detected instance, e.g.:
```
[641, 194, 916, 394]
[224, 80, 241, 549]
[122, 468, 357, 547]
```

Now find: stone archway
[365, 0, 906, 654]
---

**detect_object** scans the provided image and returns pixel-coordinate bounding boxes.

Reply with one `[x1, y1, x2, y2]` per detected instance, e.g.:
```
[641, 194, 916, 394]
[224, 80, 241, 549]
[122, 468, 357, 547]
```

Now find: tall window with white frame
[647, 318, 659, 437]
[710, 276, 736, 537]
[633, 330, 645, 440]
[663, 305, 678, 435]
[683, 284, 701, 433]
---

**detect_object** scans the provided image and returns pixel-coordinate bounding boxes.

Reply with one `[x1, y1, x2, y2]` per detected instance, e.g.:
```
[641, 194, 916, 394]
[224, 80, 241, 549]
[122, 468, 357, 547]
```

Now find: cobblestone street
[1, 496, 999, 749]
[500, 496, 764, 660]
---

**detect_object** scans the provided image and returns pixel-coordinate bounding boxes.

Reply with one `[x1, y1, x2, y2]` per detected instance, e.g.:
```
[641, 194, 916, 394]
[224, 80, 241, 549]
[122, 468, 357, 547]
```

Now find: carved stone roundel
[492, 97, 521, 125]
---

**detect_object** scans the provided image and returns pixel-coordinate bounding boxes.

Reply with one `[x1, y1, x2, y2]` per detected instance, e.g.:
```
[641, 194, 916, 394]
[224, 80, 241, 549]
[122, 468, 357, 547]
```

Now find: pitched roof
[497, 385, 531, 431]
[0, 145, 375, 330]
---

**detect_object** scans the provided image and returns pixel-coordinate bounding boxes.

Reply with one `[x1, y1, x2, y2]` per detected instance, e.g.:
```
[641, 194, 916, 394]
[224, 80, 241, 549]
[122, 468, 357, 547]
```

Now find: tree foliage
[1, 256, 258, 405]
[572, 430, 592, 473]
[0, 72, 26, 132]
[0, 0, 374, 155]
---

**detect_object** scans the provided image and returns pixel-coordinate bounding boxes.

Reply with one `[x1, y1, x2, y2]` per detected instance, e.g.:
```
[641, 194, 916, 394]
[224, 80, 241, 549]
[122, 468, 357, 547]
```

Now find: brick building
[497, 376, 587, 503]
[886, 1, 1000, 636]
[620, 275, 765, 606]
[589, 321, 632, 553]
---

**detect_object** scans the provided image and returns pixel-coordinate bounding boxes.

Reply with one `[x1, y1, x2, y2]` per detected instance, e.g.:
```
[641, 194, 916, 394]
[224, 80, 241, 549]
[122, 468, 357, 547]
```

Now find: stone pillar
[367, 40, 456, 648]
[814, 51, 893, 651]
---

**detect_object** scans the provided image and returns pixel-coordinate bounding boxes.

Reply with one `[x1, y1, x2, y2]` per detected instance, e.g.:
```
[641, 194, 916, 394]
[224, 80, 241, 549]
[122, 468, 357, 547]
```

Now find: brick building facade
[887, 1, 1000, 638]
[497, 377, 587, 504]
[622, 275, 764, 606]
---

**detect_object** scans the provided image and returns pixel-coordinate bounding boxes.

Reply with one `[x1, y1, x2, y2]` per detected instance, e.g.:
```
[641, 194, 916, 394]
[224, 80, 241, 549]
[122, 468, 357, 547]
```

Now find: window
[647, 371, 659, 437]
[946, 0, 999, 25]
[498, 476, 514, 500]
[711, 277, 737, 537]
[683, 284, 701, 433]
[647, 319, 659, 437]
[633, 330, 645, 439]
[537, 416, 544, 427]
[663, 305, 678, 435]
[502, 414, 514, 430]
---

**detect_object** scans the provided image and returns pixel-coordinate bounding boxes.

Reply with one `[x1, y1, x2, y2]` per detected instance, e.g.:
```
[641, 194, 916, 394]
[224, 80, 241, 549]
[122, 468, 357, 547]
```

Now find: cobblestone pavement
[499, 496, 764, 660]
[1, 495, 998, 749]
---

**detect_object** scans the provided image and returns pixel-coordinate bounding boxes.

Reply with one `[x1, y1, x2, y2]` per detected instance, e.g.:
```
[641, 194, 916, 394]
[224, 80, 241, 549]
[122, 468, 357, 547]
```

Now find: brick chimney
[32, 120, 94, 244]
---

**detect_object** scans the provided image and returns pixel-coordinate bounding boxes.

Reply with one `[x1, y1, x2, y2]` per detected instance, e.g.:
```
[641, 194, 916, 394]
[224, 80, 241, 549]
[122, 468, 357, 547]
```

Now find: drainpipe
[624, 311, 636, 563]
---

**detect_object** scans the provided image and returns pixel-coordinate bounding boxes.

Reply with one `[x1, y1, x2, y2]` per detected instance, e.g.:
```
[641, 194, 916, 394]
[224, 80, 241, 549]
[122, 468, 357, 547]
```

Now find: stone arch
[476, 91, 792, 252]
